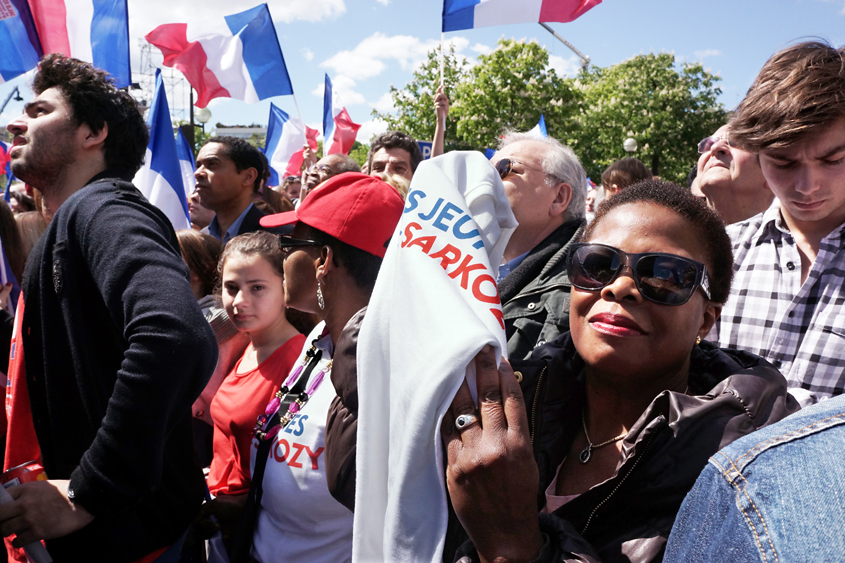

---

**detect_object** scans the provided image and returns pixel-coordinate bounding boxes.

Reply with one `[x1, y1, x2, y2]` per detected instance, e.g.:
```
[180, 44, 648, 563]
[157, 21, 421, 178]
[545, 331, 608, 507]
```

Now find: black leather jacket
[454, 334, 800, 563]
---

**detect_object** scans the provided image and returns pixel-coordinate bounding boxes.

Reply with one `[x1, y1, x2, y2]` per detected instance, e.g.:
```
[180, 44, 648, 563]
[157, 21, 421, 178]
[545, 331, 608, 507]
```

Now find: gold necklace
[579, 412, 628, 464]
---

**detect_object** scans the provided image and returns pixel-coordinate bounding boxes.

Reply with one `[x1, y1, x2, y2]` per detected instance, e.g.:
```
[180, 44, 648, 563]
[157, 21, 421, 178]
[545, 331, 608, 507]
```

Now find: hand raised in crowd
[302, 144, 317, 170]
[441, 345, 543, 563]
[0, 480, 94, 546]
[0, 282, 13, 310]
[434, 84, 449, 125]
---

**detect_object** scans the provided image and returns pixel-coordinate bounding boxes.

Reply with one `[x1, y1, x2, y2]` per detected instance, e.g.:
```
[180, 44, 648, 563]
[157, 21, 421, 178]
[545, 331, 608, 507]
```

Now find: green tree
[247, 131, 266, 150]
[570, 53, 728, 184]
[450, 38, 581, 149]
[348, 141, 369, 167]
[373, 44, 469, 149]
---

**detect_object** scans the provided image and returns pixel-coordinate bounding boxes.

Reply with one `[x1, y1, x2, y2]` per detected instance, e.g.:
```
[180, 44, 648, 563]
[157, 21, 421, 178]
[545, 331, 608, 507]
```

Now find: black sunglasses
[277, 236, 322, 253]
[494, 158, 545, 180]
[567, 243, 711, 306]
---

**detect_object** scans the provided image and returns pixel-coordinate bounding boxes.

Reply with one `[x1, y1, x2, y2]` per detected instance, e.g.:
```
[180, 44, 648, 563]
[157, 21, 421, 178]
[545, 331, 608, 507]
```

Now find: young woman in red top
[205, 231, 305, 561]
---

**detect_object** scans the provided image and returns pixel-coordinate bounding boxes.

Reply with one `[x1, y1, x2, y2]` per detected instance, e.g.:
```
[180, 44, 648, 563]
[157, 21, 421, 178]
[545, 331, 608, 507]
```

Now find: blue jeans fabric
[665, 395, 845, 562]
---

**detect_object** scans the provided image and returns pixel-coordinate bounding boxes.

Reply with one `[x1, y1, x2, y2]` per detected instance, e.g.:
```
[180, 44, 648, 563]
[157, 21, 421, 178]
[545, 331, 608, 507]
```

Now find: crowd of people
[0, 38, 841, 563]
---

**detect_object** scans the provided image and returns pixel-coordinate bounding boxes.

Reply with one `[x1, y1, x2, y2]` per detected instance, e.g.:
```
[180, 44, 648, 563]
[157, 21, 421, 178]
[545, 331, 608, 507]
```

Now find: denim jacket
[665, 394, 845, 563]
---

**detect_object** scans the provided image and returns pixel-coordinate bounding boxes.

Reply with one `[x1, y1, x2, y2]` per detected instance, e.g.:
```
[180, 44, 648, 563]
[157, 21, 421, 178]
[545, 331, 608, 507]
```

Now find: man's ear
[241, 167, 259, 190]
[698, 303, 721, 340]
[81, 122, 108, 151]
[549, 181, 573, 218]
[607, 183, 620, 196]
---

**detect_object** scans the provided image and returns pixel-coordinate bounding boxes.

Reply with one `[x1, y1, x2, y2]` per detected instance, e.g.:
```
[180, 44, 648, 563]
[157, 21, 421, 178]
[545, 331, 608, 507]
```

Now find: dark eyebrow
[818, 142, 845, 160]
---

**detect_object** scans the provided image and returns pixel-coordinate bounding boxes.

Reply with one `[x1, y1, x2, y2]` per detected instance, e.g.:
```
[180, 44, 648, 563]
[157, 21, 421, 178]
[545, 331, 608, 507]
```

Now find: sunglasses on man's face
[697, 134, 732, 154]
[277, 236, 322, 254]
[494, 158, 545, 180]
[567, 243, 711, 306]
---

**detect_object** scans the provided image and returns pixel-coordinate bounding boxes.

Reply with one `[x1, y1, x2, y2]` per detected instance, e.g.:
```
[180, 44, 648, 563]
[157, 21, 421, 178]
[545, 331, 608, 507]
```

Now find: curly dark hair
[32, 54, 148, 172]
[367, 131, 423, 174]
[584, 179, 734, 304]
[202, 136, 263, 192]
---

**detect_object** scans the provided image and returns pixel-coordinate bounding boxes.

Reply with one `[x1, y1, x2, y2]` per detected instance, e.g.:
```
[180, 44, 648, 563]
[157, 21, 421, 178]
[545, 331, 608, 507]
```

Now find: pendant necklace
[579, 411, 628, 464]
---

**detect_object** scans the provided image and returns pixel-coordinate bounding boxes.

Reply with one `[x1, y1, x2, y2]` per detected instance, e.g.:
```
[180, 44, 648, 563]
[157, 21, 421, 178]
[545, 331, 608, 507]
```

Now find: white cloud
[311, 74, 367, 106]
[375, 0, 389, 5]
[371, 92, 395, 113]
[470, 43, 491, 55]
[356, 118, 388, 144]
[321, 33, 471, 82]
[302, 48, 314, 62]
[548, 54, 580, 78]
[694, 49, 722, 59]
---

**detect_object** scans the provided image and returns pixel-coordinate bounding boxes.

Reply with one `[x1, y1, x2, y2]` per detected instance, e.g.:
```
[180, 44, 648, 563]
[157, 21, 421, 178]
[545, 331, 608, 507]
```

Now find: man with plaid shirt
[712, 41, 845, 407]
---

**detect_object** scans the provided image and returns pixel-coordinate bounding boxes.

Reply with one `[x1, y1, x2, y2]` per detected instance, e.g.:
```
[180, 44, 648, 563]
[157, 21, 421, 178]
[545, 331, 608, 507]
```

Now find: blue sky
[1, 0, 844, 145]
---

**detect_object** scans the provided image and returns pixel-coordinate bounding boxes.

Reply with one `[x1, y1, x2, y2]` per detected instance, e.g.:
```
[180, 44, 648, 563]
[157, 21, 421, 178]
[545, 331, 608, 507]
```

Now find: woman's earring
[695, 335, 702, 346]
[317, 281, 325, 310]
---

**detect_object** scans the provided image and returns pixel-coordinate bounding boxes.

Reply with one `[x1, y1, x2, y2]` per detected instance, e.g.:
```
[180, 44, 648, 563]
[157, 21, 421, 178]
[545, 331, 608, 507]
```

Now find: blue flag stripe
[322, 74, 333, 144]
[442, 0, 479, 32]
[149, 71, 190, 221]
[225, 4, 293, 99]
[91, 0, 131, 87]
[263, 103, 290, 186]
[0, 1, 42, 82]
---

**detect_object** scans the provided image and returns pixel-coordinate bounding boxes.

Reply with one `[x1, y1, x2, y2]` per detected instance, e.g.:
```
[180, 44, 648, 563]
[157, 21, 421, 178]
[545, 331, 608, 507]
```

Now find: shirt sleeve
[66, 196, 217, 515]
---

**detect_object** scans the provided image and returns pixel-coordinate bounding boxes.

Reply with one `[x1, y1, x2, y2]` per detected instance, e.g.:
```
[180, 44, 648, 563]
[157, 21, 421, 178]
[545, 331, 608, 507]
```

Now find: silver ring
[455, 414, 479, 430]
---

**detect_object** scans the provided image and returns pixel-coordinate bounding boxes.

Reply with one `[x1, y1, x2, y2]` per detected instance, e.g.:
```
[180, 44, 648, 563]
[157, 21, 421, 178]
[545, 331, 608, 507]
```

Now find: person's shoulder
[725, 201, 778, 244]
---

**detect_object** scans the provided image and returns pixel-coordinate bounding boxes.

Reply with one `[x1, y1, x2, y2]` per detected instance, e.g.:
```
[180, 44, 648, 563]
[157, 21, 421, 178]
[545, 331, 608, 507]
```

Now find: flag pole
[291, 93, 305, 126]
[440, 32, 445, 87]
[538, 23, 590, 70]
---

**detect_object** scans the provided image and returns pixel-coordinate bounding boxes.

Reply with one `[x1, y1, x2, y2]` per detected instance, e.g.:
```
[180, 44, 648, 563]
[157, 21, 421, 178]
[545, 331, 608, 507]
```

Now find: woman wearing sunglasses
[443, 180, 799, 563]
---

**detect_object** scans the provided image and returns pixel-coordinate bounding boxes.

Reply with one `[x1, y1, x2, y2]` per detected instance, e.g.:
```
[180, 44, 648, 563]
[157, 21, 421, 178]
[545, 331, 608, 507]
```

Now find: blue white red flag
[0, 234, 20, 316]
[264, 103, 318, 186]
[0, 141, 13, 202]
[527, 114, 547, 138]
[28, 0, 131, 87]
[442, 0, 600, 31]
[0, 0, 42, 84]
[146, 4, 293, 109]
[322, 74, 361, 156]
[133, 70, 191, 231]
[175, 127, 196, 199]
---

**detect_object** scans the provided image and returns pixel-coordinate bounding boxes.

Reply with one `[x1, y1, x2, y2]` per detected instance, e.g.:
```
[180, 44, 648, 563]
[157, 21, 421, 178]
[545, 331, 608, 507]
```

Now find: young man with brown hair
[713, 40, 845, 406]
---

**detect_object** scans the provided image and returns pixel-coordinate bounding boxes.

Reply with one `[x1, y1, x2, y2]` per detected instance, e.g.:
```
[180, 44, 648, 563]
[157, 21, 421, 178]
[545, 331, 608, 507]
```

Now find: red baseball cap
[260, 172, 404, 258]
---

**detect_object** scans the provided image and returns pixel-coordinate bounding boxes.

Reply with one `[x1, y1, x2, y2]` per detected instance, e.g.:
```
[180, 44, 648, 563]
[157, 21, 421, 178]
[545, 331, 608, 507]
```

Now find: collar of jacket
[85, 168, 136, 186]
[499, 218, 585, 304]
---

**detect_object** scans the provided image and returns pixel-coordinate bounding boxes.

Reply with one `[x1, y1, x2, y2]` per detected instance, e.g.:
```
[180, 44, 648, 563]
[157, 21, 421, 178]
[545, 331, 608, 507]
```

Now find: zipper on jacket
[580, 432, 656, 535]
[529, 366, 547, 444]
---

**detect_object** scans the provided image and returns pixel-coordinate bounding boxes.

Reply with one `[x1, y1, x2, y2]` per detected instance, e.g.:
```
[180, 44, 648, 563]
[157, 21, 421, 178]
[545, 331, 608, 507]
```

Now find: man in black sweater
[0, 54, 217, 561]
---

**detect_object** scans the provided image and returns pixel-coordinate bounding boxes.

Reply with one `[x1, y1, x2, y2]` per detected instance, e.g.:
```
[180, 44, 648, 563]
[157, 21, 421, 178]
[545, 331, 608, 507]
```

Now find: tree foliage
[373, 44, 469, 150]
[569, 53, 728, 183]
[375, 41, 727, 184]
[451, 39, 580, 149]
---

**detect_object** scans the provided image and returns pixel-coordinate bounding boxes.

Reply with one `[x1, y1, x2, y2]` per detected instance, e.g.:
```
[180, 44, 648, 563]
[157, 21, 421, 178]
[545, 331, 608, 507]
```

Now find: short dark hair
[367, 131, 423, 173]
[731, 40, 845, 151]
[331, 154, 362, 174]
[601, 157, 653, 192]
[32, 54, 148, 172]
[585, 179, 733, 304]
[258, 150, 271, 183]
[300, 223, 383, 293]
[203, 136, 263, 192]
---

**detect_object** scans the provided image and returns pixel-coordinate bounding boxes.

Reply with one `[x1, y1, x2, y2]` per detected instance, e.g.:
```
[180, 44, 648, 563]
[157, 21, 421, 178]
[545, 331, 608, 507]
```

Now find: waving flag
[175, 128, 196, 198]
[133, 70, 191, 231]
[442, 0, 600, 31]
[527, 114, 548, 138]
[322, 74, 361, 156]
[0, 0, 42, 84]
[146, 4, 293, 109]
[0, 141, 15, 202]
[264, 103, 318, 186]
[28, 0, 131, 87]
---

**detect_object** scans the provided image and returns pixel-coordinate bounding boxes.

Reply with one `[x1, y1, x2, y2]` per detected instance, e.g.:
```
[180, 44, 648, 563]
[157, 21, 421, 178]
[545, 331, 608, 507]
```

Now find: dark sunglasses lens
[495, 159, 512, 180]
[635, 256, 697, 305]
[570, 246, 620, 289]
[697, 137, 713, 153]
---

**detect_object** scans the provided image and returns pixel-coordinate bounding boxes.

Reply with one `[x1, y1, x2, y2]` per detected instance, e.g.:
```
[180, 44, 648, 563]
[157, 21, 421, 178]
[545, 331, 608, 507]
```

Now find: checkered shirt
[712, 201, 845, 404]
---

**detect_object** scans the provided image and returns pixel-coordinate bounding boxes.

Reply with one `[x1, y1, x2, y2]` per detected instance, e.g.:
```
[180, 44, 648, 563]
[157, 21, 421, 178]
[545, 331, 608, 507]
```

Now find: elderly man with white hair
[493, 131, 588, 360]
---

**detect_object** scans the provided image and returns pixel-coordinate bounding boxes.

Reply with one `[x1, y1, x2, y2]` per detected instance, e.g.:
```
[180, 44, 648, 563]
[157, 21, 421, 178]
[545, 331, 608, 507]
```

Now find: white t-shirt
[250, 322, 353, 563]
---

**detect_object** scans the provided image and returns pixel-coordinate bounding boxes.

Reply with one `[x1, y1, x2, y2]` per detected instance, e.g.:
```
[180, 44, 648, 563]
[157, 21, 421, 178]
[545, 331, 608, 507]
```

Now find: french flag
[322, 74, 361, 156]
[0, 0, 42, 84]
[175, 128, 196, 199]
[133, 70, 191, 231]
[263, 103, 318, 186]
[0, 141, 15, 202]
[27, 0, 131, 87]
[527, 114, 548, 138]
[442, 0, 600, 31]
[146, 4, 293, 109]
